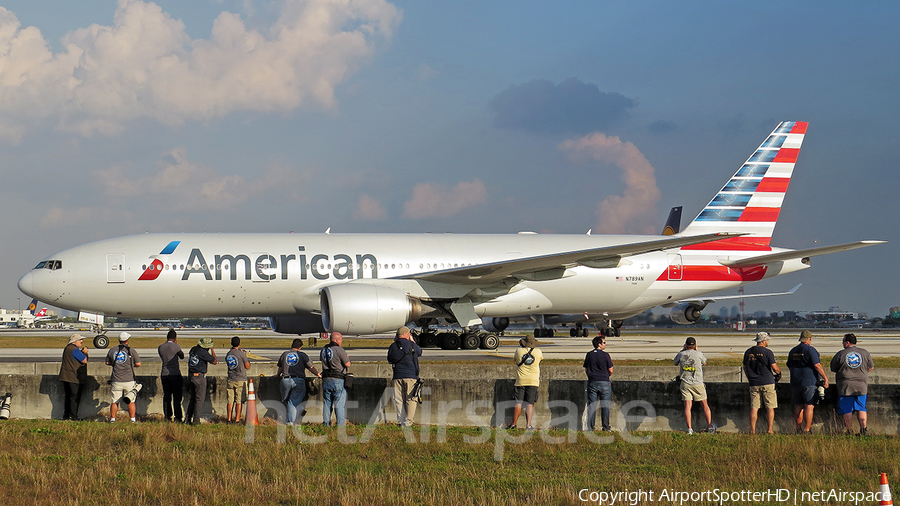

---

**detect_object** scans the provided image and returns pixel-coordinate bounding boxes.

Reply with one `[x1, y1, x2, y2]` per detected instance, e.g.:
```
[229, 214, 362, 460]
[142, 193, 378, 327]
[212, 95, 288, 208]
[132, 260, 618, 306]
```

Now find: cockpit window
[35, 260, 62, 270]
[35, 261, 47, 269]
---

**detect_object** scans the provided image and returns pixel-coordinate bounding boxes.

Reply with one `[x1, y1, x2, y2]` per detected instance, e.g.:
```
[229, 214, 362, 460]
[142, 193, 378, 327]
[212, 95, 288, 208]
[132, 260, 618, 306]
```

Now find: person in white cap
[742, 332, 780, 434]
[105, 332, 142, 423]
[59, 334, 89, 420]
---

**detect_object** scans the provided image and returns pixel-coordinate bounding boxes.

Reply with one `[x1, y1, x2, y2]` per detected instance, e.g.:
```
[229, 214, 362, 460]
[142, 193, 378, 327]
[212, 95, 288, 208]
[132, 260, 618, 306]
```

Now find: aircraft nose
[17, 271, 34, 298]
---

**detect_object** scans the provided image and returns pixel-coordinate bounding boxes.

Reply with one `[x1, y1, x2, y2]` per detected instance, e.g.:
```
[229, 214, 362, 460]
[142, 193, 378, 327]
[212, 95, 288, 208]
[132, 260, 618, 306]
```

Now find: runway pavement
[1, 328, 898, 363]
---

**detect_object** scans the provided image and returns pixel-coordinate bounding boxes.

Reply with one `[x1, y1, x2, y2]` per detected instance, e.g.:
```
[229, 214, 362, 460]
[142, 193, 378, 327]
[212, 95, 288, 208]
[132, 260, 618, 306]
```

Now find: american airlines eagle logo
[138, 241, 181, 281]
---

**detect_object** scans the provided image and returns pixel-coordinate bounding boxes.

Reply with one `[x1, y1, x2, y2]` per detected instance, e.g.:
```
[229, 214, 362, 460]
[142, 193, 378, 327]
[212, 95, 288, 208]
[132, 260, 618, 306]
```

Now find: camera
[123, 383, 142, 404]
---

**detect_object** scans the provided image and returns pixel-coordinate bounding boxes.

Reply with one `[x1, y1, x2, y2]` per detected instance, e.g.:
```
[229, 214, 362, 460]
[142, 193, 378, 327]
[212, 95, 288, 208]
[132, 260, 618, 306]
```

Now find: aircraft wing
[397, 232, 744, 285]
[718, 240, 886, 268]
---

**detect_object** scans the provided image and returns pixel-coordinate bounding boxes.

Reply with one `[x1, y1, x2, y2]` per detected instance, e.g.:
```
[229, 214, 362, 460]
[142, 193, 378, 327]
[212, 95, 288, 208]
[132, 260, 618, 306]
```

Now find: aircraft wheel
[569, 328, 577, 337]
[548, 328, 555, 337]
[480, 333, 500, 350]
[613, 328, 621, 337]
[533, 328, 540, 338]
[442, 333, 462, 350]
[93, 335, 109, 349]
[461, 332, 480, 350]
[411, 331, 421, 345]
[582, 328, 589, 337]
[421, 332, 437, 348]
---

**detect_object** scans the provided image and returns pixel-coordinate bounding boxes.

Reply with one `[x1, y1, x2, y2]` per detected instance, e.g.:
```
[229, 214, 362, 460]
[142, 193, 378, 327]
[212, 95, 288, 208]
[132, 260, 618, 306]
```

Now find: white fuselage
[17, 232, 807, 322]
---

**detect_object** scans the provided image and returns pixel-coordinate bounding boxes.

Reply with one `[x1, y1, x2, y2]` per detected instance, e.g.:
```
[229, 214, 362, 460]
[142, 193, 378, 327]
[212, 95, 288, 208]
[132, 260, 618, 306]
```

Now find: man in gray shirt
[320, 332, 351, 426]
[106, 332, 141, 423]
[674, 337, 715, 434]
[225, 336, 250, 423]
[158, 329, 184, 422]
[830, 333, 875, 435]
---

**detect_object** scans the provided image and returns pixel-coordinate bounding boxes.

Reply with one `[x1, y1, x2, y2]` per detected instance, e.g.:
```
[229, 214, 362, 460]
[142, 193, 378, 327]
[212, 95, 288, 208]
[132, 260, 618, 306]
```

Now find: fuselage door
[667, 254, 683, 281]
[107, 254, 126, 283]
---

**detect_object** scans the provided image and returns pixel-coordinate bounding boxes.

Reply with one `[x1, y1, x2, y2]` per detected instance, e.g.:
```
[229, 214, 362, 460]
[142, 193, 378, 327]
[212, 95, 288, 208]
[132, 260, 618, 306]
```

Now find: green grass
[2, 419, 898, 505]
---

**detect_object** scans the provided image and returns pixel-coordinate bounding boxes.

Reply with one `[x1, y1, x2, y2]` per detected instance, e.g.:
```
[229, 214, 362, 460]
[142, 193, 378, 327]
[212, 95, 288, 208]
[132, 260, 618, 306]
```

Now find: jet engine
[481, 317, 510, 333]
[320, 284, 426, 335]
[269, 314, 326, 335]
[668, 302, 705, 325]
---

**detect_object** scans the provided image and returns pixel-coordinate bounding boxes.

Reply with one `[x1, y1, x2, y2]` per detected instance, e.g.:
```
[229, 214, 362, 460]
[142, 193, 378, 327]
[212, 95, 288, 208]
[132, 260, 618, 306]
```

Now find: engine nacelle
[269, 314, 326, 335]
[320, 284, 424, 335]
[481, 317, 510, 333]
[668, 303, 704, 325]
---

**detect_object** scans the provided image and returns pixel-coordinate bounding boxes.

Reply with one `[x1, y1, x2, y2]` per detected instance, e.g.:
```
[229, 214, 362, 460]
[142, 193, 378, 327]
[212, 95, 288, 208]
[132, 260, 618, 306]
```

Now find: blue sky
[0, 0, 895, 318]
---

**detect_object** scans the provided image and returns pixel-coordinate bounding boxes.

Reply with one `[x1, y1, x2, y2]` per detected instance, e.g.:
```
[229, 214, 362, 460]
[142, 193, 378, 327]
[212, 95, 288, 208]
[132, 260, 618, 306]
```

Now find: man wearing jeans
[158, 329, 184, 422]
[277, 339, 321, 426]
[583, 335, 613, 431]
[320, 332, 351, 426]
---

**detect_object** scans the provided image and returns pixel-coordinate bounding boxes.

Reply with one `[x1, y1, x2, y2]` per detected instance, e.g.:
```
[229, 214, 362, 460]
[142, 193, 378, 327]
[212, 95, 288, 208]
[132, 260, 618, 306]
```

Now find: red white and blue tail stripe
[681, 121, 807, 251]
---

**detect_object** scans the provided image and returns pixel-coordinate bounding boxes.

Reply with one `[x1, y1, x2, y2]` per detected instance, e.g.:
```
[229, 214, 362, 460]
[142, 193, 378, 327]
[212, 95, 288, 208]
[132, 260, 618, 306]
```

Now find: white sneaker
[686, 428, 694, 435]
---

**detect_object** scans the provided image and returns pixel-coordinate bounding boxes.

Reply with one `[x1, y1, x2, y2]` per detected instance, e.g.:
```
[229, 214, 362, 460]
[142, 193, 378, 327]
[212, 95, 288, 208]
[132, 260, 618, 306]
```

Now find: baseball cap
[118, 332, 131, 342]
[754, 331, 770, 343]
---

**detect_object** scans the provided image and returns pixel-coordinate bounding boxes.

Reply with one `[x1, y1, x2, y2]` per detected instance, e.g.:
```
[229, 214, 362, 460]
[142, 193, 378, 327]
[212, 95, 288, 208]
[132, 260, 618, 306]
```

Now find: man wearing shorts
[674, 337, 715, 434]
[225, 336, 250, 423]
[787, 330, 829, 433]
[106, 332, 141, 423]
[508, 335, 543, 430]
[743, 332, 780, 434]
[830, 333, 874, 436]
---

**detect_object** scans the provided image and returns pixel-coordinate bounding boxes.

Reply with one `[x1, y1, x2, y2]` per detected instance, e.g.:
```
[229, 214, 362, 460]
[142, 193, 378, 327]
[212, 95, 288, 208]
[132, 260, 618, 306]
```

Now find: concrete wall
[3, 363, 899, 434]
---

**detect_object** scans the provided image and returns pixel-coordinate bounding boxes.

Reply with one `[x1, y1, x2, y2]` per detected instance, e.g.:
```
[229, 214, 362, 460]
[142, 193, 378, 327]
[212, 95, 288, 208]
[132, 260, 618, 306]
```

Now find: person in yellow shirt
[507, 335, 543, 429]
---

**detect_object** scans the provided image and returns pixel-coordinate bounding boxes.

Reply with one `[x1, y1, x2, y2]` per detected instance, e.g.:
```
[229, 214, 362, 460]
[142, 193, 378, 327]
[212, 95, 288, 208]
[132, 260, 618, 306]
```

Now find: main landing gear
[413, 329, 500, 350]
[533, 327, 555, 338]
[598, 320, 624, 338]
[569, 326, 590, 337]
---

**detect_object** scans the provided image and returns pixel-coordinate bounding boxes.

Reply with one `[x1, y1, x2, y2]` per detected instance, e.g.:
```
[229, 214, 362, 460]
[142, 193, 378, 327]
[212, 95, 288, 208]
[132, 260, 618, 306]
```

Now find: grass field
[3, 419, 898, 505]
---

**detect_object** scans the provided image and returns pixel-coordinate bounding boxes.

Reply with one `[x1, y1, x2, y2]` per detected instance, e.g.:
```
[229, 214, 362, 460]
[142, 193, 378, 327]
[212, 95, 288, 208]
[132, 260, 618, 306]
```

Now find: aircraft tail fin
[661, 206, 683, 235]
[681, 121, 808, 250]
[27, 299, 38, 315]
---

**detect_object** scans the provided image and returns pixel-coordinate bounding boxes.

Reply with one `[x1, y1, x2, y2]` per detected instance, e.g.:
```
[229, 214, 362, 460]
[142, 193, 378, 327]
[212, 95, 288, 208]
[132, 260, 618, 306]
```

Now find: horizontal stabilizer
[663, 283, 802, 308]
[718, 240, 886, 268]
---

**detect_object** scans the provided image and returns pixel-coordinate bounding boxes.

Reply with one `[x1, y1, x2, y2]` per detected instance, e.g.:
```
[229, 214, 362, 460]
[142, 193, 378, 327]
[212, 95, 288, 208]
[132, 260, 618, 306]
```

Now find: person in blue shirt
[387, 326, 423, 427]
[59, 334, 89, 420]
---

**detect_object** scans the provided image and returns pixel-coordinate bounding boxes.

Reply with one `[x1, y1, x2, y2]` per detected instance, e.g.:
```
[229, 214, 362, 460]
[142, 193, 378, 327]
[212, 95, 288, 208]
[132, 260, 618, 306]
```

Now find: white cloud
[39, 148, 313, 229]
[403, 179, 487, 219]
[353, 194, 388, 221]
[0, 0, 402, 140]
[559, 133, 661, 234]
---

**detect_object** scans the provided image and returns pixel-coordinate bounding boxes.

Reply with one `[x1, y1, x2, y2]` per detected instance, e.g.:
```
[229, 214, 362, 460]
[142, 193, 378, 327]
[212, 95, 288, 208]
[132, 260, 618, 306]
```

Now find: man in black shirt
[742, 332, 781, 434]
[583, 336, 613, 431]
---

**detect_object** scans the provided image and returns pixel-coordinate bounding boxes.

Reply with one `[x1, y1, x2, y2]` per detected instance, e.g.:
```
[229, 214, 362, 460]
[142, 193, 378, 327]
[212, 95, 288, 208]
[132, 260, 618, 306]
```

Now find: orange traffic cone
[246, 378, 259, 426]
[880, 473, 893, 506]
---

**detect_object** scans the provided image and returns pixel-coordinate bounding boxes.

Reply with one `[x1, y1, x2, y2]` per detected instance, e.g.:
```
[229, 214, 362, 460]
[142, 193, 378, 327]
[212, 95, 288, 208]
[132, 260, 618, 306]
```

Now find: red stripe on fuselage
[773, 148, 800, 163]
[655, 264, 768, 282]
[755, 177, 790, 193]
[738, 207, 781, 222]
